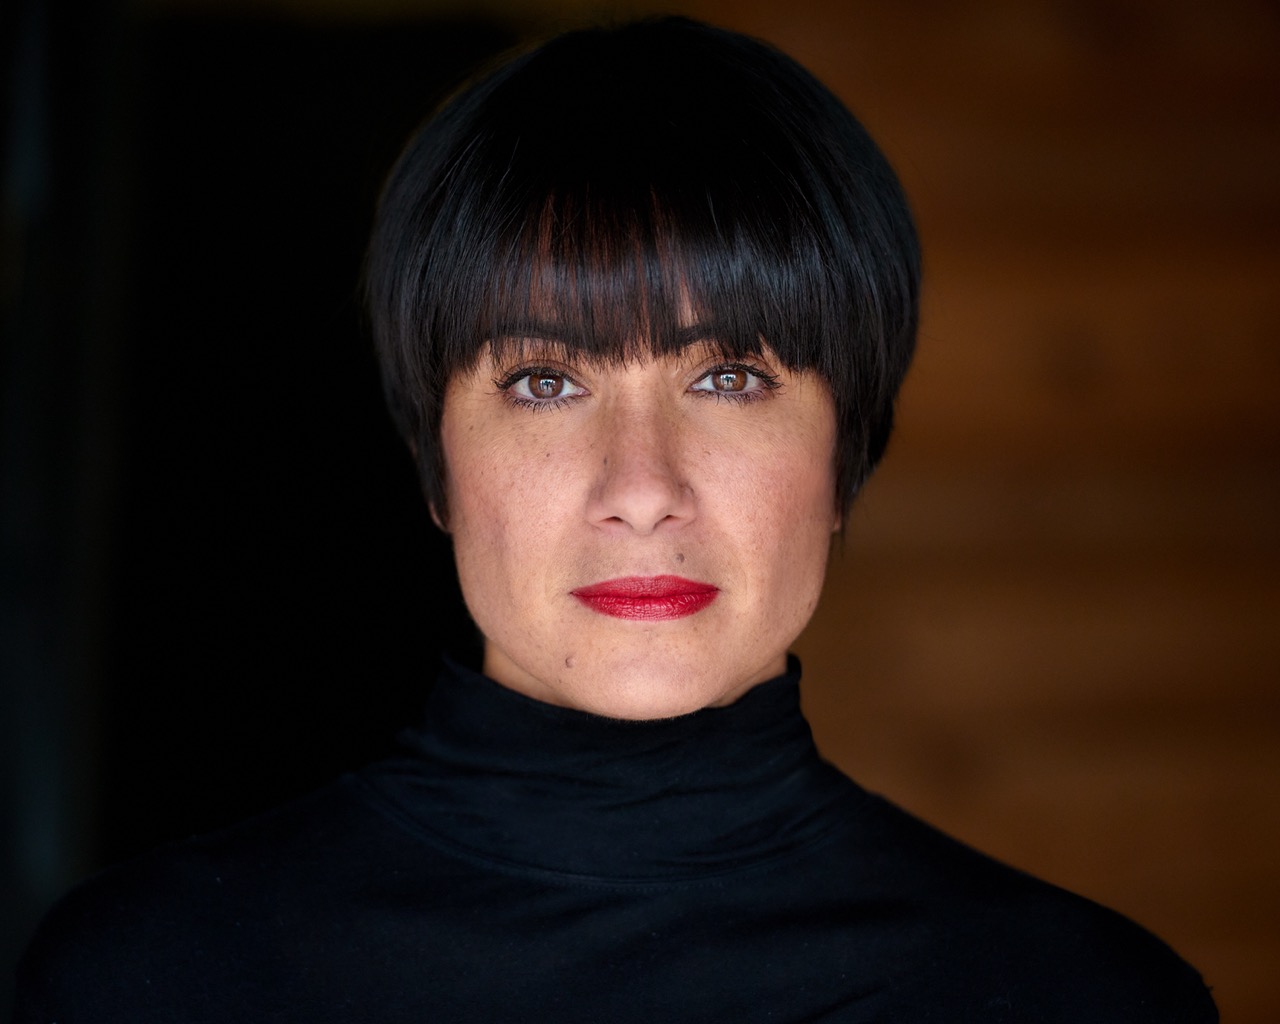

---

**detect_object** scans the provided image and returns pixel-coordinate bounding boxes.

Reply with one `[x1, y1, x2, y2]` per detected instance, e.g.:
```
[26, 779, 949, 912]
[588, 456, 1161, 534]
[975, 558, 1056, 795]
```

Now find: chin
[564, 658, 752, 721]
[480, 621, 784, 720]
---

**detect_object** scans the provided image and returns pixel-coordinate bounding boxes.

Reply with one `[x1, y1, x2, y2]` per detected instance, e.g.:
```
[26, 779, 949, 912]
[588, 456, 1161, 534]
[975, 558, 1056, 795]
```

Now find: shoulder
[829, 791, 1218, 1022]
[12, 776, 395, 1023]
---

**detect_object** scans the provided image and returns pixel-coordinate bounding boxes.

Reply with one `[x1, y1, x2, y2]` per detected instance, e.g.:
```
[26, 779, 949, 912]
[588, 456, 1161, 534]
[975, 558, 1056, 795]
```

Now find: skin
[438, 339, 840, 720]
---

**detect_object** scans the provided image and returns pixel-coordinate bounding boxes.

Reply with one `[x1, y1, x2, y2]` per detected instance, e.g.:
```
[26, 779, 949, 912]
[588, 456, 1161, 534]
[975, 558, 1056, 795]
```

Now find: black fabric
[14, 657, 1216, 1022]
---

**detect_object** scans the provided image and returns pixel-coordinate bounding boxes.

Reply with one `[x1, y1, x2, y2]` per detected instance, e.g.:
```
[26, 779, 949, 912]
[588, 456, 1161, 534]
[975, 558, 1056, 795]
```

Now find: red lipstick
[571, 575, 719, 621]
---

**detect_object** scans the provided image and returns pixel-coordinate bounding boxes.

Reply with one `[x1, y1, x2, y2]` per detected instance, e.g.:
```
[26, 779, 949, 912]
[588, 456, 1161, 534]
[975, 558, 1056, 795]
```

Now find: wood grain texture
[667, 3, 1280, 1020]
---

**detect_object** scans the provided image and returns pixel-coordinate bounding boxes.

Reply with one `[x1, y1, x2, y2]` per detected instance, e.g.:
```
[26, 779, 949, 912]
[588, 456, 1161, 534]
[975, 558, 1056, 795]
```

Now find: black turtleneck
[15, 658, 1216, 1023]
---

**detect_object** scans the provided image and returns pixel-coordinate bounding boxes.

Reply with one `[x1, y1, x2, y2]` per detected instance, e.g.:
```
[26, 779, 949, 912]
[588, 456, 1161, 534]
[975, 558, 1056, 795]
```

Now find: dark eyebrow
[493, 318, 724, 344]
[484, 318, 761, 367]
[489, 318, 569, 342]
[674, 322, 722, 346]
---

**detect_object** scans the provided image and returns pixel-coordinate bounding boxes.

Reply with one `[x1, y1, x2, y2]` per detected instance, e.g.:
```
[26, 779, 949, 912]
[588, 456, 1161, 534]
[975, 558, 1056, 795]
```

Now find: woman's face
[439, 338, 840, 719]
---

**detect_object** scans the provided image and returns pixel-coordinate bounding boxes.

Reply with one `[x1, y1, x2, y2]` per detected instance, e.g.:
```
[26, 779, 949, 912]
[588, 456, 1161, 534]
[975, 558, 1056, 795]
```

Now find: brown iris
[531, 373, 565, 398]
[713, 368, 748, 392]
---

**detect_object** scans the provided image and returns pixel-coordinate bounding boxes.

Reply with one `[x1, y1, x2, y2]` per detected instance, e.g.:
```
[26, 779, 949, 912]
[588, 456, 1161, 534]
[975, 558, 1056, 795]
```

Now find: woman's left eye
[690, 365, 778, 398]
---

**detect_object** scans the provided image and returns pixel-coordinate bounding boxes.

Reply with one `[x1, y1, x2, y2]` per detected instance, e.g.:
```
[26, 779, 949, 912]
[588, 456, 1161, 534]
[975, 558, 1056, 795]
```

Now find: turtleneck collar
[361, 655, 860, 883]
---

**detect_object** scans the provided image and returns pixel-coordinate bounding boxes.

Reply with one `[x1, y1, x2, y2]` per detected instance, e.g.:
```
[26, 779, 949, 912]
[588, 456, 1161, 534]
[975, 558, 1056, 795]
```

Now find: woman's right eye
[502, 369, 588, 406]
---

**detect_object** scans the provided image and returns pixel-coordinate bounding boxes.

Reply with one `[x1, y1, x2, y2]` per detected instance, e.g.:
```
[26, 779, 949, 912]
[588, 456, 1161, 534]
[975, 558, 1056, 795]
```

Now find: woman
[15, 18, 1215, 1022]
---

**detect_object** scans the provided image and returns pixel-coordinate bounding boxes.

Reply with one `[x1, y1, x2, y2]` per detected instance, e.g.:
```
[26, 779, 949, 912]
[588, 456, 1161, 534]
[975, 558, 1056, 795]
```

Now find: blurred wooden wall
[103, 0, 1280, 1019]
[680, 3, 1279, 1021]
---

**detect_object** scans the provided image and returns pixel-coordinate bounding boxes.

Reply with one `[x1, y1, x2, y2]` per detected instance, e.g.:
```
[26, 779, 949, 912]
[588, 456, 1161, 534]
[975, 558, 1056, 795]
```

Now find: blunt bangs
[366, 17, 919, 518]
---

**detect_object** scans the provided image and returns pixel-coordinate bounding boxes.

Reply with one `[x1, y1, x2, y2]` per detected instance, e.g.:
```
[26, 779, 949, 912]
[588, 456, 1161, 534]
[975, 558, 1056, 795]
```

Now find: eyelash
[691, 363, 782, 404]
[493, 366, 585, 412]
[493, 362, 781, 411]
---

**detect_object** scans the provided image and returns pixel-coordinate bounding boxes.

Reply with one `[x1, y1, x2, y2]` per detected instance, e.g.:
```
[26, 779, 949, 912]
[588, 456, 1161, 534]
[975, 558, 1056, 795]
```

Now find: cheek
[446, 434, 583, 609]
[451, 458, 525, 569]
[730, 420, 837, 532]
[448, 422, 540, 530]
[444, 435, 518, 611]
[764, 482, 836, 588]
[726, 427, 836, 596]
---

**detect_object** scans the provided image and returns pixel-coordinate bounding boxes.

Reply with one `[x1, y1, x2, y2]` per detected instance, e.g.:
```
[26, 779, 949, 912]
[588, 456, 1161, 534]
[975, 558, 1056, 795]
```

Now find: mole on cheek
[675, 553, 685, 564]
[564, 655, 575, 669]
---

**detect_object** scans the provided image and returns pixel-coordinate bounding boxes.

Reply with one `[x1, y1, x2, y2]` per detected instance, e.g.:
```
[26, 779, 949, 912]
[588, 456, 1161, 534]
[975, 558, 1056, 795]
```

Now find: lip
[571, 575, 719, 621]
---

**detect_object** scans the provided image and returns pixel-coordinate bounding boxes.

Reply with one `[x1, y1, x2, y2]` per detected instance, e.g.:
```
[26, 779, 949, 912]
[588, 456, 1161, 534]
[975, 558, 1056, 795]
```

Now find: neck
[359, 655, 861, 882]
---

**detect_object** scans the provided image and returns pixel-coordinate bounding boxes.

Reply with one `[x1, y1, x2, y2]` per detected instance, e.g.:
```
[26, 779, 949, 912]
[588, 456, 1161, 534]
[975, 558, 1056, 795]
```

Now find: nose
[586, 401, 694, 535]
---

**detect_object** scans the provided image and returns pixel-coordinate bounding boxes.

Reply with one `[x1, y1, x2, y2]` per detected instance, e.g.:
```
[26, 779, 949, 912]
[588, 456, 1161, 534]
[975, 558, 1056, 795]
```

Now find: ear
[407, 437, 449, 532]
[425, 479, 449, 532]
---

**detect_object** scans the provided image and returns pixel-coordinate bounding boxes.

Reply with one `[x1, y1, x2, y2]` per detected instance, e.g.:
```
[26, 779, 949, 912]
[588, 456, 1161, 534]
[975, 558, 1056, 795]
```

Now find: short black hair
[366, 16, 919, 521]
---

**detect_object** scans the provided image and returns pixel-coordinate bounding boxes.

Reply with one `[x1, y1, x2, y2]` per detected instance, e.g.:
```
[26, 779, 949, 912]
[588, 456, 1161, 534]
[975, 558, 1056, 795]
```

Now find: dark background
[89, 15, 497, 860]
[3, 3, 502, 1000]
